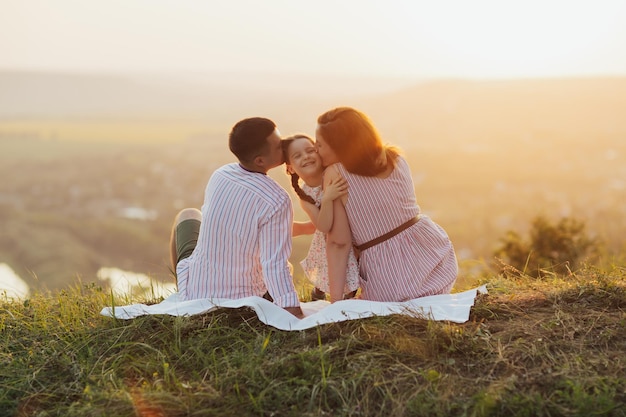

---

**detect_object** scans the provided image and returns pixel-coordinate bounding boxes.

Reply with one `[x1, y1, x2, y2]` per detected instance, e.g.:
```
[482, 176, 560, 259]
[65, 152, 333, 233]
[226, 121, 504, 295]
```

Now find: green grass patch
[1, 268, 625, 416]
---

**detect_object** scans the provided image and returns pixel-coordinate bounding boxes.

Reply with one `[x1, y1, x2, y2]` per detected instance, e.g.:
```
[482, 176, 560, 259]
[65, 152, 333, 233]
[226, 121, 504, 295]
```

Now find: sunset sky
[2, 0, 626, 80]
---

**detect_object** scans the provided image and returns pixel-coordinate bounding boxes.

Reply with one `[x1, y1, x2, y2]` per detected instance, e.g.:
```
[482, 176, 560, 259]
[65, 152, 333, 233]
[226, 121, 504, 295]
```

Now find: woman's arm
[316, 176, 347, 233]
[324, 167, 351, 303]
[326, 198, 351, 303]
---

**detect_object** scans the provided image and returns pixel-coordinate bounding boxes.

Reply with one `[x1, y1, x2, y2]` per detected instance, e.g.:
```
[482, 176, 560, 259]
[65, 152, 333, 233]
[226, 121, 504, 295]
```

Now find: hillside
[0, 268, 624, 416]
[362, 77, 626, 140]
[0, 72, 625, 294]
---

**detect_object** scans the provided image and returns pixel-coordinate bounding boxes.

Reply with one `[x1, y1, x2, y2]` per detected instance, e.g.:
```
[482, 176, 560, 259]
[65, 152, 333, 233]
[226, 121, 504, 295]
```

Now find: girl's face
[314, 127, 339, 167]
[286, 137, 323, 178]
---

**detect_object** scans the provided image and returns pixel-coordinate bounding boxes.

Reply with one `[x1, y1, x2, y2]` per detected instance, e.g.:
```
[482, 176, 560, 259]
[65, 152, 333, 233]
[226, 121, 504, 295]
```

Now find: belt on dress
[354, 216, 420, 253]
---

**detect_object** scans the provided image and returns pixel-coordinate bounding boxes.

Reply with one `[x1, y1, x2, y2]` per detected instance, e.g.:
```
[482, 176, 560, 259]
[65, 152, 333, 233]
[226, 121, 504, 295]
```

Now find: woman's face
[286, 138, 322, 178]
[315, 127, 339, 167]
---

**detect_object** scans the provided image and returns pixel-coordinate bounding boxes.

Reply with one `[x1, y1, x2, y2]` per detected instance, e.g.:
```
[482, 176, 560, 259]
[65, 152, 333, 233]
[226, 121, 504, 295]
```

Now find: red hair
[317, 107, 399, 176]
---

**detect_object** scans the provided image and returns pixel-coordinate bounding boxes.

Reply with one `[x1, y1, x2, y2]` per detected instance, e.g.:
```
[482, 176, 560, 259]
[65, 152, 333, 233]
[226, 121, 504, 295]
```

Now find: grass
[1, 266, 625, 417]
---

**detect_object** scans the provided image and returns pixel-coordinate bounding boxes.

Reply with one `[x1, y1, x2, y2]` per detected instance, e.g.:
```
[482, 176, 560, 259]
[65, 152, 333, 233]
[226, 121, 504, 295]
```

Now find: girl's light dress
[299, 183, 360, 294]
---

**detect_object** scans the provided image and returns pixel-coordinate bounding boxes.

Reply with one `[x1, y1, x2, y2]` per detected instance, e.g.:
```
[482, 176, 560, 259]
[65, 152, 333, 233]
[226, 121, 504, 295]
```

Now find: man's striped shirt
[176, 163, 299, 308]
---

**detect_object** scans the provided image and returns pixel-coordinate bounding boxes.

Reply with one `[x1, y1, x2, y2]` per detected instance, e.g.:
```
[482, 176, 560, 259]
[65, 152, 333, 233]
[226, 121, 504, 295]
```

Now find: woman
[315, 107, 458, 303]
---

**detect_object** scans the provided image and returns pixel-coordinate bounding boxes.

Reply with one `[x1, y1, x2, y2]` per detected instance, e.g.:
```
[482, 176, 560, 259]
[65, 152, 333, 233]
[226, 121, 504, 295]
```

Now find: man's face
[263, 128, 285, 170]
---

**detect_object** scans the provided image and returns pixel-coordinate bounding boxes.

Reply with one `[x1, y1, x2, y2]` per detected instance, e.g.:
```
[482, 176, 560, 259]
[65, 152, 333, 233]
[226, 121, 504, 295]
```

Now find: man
[169, 117, 304, 318]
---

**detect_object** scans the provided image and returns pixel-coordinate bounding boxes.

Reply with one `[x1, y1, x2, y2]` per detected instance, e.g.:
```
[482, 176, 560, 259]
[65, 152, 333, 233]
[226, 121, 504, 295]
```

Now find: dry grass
[1, 266, 625, 416]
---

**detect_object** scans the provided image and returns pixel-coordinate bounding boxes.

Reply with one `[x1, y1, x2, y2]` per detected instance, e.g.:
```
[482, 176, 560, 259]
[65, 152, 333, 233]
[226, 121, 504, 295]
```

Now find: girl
[282, 134, 360, 300]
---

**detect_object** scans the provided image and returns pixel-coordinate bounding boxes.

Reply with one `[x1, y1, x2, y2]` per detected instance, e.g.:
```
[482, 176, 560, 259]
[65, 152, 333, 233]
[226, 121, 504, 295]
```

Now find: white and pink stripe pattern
[335, 156, 458, 302]
[176, 163, 299, 308]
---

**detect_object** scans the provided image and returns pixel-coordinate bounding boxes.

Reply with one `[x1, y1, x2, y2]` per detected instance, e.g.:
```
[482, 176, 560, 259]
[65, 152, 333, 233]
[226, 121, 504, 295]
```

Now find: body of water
[0, 263, 176, 301]
[0, 263, 30, 299]
[97, 267, 177, 300]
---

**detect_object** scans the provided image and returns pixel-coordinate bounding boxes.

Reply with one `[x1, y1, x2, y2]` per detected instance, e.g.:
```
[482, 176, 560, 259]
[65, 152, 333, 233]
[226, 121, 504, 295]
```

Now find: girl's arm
[299, 176, 347, 233]
[300, 200, 321, 228]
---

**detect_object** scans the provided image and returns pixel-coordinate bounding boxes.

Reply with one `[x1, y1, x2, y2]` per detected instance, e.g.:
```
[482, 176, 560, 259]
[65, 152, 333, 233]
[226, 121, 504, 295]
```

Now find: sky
[2, 0, 626, 80]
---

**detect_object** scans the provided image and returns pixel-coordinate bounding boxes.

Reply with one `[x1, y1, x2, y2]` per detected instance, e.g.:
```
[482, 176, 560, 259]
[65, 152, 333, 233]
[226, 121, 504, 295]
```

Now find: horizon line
[2, 68, 626, 83]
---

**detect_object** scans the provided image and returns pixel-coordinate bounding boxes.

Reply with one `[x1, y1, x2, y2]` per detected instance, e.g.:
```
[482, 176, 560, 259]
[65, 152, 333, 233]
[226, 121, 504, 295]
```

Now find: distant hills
[0, 70, 414, 121]
[363, 77, 626, 142]
[2, 71, 625, 145]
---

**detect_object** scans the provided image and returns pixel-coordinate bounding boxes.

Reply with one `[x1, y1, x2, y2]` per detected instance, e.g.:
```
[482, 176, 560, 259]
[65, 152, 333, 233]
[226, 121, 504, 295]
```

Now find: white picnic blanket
[100, 286, 486, 331]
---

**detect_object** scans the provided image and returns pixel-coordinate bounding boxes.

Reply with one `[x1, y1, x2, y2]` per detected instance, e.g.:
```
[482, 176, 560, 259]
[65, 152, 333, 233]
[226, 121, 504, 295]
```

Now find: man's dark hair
[229, 117, 276, 163]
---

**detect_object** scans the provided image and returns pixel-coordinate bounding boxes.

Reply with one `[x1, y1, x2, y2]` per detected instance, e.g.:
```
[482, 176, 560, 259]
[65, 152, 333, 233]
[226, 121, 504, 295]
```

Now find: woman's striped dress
[335, 156, 458, 302]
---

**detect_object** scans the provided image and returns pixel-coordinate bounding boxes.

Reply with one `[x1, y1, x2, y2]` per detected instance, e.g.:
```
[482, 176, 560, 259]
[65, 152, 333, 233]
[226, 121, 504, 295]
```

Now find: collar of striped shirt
[238, 163, 267, 175]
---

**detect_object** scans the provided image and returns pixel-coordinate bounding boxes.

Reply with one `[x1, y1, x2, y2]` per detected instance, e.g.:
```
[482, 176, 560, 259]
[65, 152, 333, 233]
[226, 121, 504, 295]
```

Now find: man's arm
[292, 221, 316, 237]
[259, 195, 303, 317]
[283, 306, 304, 319]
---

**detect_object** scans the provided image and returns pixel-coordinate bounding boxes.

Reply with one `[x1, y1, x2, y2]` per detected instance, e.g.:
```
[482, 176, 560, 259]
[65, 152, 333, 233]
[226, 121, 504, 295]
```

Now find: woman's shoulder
[392, 153, 407, 164]
[391, 154, 409, 171]
[323, 163, 344, 180]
